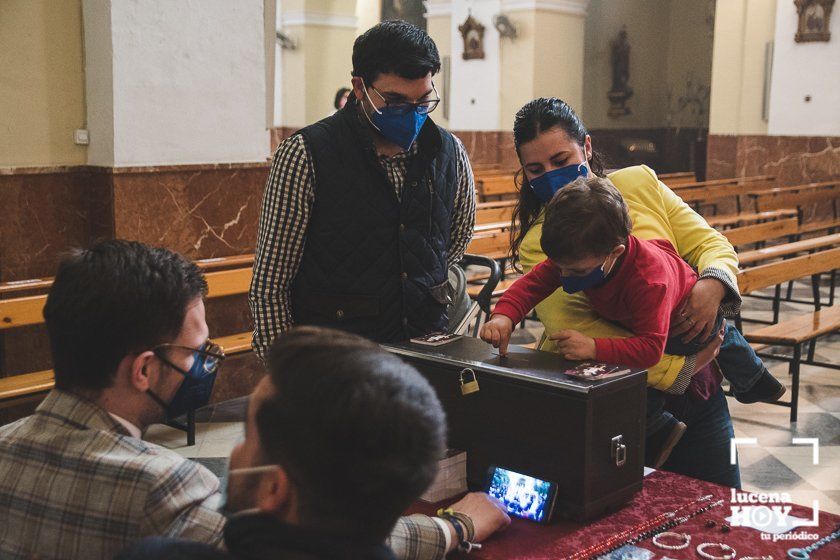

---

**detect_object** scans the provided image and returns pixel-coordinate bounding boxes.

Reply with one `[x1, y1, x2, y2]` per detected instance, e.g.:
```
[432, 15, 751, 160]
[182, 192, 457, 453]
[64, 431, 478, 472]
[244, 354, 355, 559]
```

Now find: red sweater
[494, 235, 698, 368]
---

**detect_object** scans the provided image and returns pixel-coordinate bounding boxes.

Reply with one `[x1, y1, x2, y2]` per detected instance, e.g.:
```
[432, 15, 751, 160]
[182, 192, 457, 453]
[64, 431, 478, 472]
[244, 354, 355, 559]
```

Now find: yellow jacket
[519, 165, 739, 391]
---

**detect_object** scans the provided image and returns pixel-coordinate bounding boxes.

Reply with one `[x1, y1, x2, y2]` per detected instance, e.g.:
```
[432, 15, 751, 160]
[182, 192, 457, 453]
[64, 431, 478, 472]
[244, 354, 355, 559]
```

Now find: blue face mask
[148, 343, 222, 419]
[558, 258, 611, 294]
[528, 162, 589, 204]
[363, 85, 430, 150]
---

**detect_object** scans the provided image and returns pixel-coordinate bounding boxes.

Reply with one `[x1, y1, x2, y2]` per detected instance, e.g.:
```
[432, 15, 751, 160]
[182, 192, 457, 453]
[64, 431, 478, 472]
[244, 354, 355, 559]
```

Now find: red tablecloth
[409, 470, 840, 559]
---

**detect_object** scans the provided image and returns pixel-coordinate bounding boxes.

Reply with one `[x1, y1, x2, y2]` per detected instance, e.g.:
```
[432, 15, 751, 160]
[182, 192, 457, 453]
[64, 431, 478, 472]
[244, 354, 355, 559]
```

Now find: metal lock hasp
[459, 368, 480, 395]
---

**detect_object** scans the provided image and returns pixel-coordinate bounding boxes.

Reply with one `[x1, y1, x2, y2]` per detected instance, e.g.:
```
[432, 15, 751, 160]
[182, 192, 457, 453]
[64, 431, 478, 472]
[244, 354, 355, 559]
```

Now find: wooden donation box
[384, 337, 647, 521]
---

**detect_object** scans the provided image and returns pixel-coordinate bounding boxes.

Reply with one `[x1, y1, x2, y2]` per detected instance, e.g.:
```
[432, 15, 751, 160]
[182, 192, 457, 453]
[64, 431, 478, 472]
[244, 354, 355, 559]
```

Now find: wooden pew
[739, 233, 840, 266]
[705, 209, 798, 229]
[722, 218, 799, 248]
[658, 171, 696, 184]
[476, 173, 518, 200]
[737, 246, 840, 422]
[753, 182, 840, 214]
[669, 174, 774, 192]
[0, 254, 257, 298]
[0, 263, 259, 442]
[476, 201, 515, 227]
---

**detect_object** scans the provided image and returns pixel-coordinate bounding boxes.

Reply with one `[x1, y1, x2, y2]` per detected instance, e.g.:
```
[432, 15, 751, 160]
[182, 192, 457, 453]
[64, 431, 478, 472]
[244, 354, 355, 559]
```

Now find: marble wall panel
[0, 168, 114, 281]
[707, 135, 840, 185]
[110, 163, 269, 261]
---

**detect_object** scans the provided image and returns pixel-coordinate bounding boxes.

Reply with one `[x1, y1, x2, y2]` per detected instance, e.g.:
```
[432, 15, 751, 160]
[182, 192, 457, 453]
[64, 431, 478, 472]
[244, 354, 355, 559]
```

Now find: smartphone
[484, 466, 558, 523]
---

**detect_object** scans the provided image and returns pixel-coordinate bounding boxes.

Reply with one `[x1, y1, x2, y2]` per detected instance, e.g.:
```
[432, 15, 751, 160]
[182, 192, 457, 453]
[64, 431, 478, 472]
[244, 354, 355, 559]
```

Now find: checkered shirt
[0, 390, 451, 560]
[0, 389, 225, 560]
[249, 129, 476, 363]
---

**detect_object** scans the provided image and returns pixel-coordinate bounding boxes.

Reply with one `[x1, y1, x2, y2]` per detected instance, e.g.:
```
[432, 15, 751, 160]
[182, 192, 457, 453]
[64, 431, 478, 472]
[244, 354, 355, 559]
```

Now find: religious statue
[607, 26, 633, 118]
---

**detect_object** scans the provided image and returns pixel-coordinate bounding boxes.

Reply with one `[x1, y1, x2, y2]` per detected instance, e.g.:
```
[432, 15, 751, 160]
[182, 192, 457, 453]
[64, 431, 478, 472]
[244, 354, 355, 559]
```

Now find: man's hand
[671, 278, 726, 343]
[448, 492, 510, 544]
[480, 315, 515, 356]
[548, 329, 597, 361]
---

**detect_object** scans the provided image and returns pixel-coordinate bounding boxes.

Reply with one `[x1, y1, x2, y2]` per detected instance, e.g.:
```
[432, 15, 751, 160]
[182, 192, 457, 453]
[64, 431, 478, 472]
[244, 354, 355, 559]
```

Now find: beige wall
[356, 0, 380, 36]
[500, 8, 586, 131]
[426, 9, 451, 129]
[664, 0, 715, 130]
[0, 0, 87, 167]
[583, 0, 669, 129]
[708, 0, 776, 135]
[280, 1, 357, 127]
[582, 0, 714, 130]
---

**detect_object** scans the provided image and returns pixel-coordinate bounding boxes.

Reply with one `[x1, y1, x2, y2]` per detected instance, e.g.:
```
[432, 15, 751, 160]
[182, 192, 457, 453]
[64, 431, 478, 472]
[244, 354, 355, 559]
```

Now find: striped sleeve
[447, 135, 476, 267]
[248, 134, 315, 363]
[387, 514, 448, 560]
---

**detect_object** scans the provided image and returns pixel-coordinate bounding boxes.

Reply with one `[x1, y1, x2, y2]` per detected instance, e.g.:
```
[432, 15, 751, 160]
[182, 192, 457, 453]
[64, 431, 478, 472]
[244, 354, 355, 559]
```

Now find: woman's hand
[548, 329, 597, 361]
[671, 278, 726, 343]
[695, 325, 725, 370]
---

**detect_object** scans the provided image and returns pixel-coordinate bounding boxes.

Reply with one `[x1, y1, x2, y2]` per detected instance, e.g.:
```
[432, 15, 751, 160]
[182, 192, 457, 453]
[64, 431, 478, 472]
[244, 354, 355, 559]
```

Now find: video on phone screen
[487, 468, 551, 522]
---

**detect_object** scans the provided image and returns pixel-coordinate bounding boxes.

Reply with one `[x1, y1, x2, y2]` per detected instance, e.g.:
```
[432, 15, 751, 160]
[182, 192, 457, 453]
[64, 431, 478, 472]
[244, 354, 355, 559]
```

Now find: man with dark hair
[250, 20, 476, 361]
[0, 240, 227, 559]
[120, 327, 510, 559]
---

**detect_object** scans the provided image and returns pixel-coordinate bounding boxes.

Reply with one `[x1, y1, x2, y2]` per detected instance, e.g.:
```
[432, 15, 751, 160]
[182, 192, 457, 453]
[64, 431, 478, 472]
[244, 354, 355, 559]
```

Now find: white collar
[109, 412, 142, 439]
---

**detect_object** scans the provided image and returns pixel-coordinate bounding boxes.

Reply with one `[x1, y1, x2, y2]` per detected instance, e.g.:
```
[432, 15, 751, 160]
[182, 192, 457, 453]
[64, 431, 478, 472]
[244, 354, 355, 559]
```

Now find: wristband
[436, 508, 480, 553]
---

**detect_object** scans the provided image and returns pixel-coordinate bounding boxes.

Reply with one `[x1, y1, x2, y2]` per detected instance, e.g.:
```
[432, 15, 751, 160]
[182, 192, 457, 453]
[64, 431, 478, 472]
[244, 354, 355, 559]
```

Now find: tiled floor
[147, 280, 840, 514]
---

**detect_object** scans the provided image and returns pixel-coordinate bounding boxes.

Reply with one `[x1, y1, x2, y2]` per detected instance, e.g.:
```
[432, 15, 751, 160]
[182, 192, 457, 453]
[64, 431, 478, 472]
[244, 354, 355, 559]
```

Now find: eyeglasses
[153, 340, 226, 378]
[366, 82, 441, 115]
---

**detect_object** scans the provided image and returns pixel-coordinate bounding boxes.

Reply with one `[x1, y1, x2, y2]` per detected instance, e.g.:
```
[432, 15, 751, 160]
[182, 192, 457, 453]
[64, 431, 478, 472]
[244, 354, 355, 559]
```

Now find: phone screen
[485, 466, 555, 522]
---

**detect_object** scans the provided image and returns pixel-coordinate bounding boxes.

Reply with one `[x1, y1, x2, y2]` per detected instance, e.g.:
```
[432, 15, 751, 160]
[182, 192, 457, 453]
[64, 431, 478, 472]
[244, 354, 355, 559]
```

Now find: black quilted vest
[292, 100, 458, 342]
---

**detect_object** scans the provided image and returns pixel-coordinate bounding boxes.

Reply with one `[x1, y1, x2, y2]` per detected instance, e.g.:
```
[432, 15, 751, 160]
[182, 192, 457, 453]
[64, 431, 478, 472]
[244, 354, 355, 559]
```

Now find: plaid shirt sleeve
[142, 460, 226, 546]
[249, 134, 314, 363]
[387, 514, 449, 560]
[447, 135, 476, 267]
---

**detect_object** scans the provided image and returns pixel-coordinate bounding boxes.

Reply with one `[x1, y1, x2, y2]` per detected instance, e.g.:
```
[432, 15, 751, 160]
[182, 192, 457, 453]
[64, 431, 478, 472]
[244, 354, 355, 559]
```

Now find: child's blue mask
[529, 162, 589, 203]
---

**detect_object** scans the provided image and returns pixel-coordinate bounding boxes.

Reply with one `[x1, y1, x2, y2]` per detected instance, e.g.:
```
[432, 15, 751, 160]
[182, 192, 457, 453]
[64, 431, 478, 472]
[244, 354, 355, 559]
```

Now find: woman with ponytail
[508, 98, 742, 488]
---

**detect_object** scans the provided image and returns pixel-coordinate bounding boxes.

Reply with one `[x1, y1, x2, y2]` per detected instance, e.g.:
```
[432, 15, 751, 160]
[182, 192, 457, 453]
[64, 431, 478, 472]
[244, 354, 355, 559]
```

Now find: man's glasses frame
[152, 340, 226, 378]
[366, 82, 441, 116]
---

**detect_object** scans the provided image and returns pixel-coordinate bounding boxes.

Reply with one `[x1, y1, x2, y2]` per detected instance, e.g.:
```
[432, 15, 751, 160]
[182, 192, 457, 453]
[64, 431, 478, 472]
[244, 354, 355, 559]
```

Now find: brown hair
[508, 97, 608, 268]
[540, 176, 631, 263]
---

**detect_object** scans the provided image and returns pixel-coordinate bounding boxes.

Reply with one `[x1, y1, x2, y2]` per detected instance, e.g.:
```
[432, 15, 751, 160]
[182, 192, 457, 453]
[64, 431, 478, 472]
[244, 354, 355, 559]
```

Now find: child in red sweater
[481, 176, 784, 468]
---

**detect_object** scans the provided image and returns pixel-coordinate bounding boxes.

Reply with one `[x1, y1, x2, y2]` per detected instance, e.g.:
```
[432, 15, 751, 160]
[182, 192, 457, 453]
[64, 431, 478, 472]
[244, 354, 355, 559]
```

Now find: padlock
[459, 368, 480, 395]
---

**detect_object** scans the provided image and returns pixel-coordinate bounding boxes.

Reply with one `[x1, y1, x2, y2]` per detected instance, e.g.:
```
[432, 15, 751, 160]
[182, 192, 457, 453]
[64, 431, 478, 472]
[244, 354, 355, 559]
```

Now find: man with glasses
[250, 21, 476, 359]
[0, 240, 225, 559]
[0, 241, 504, 560]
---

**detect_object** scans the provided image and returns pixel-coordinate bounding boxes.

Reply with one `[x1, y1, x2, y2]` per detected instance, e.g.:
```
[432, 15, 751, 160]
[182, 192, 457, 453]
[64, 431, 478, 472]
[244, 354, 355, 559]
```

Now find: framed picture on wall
[794, 0, 834, 42]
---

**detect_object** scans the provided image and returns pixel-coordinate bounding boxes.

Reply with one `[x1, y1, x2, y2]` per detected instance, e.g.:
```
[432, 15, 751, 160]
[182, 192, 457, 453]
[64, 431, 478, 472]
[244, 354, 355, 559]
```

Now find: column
[279, 0, 358, 128]
[498, 0, 590, 129]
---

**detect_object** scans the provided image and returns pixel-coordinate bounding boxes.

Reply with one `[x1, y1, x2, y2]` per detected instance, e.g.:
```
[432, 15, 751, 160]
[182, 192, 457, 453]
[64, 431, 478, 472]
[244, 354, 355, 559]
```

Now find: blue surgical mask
[559, 257, 613, 294]
[529, 162, 589, 203]
[148, 343, 220, 419]
[363, 85, 429, 150]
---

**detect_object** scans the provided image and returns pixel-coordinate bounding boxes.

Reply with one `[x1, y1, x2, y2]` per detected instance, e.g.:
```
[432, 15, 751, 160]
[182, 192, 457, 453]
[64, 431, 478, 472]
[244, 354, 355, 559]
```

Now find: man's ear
[256, 465, 293, 516]
[611, 244, 626, 259]
[350, 76, 366, 103]
[128, 351, 157, 392]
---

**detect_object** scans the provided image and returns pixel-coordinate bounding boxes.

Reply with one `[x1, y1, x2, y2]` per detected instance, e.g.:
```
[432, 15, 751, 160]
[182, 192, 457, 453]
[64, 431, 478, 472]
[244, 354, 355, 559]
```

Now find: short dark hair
[352, 20, 441, 85]
[540, 176, 632, 262]
[43, 240, 208, 392]
[333, 87, 351, 110]
[258, 327, 446, 542]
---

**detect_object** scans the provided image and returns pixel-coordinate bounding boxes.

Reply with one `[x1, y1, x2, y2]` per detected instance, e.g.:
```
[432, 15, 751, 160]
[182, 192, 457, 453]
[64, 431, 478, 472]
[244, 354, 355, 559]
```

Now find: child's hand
[549, 329, 596, 361]
[480, 315, 515, 356]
